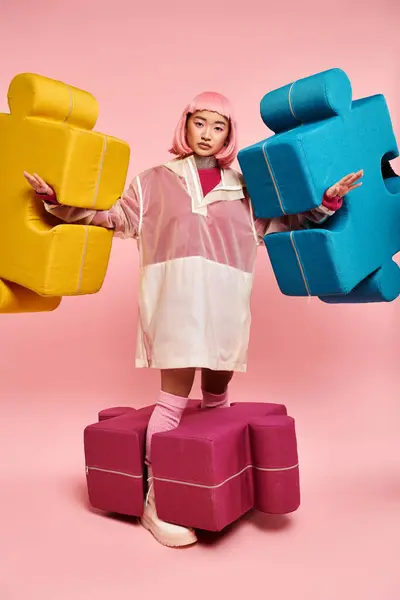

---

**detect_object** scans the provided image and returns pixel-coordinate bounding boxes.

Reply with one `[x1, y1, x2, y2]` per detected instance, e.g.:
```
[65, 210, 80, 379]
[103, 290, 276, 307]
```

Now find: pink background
[1, 0, 400, 598]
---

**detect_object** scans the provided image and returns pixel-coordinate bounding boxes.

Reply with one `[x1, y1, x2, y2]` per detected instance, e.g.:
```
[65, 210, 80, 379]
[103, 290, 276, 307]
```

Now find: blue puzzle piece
[238, 69, 400, 303]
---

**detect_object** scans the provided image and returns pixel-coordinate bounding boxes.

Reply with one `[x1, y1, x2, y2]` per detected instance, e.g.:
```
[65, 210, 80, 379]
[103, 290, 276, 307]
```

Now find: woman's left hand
[325, 169, 364, 199]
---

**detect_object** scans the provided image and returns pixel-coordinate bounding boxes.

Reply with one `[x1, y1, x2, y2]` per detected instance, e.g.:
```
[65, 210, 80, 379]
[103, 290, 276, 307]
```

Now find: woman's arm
[255, 170, 363, 240]
[24, 171, 142, 239]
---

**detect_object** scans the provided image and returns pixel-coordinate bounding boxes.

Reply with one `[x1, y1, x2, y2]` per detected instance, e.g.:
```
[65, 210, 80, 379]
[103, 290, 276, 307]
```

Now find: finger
[338, 173, 356, 185]
[342, 174, 359, 186]
[24, 174, 41, 191]
[23, 171, 35, 183]
[33, 175, 51, 194]
[33, 173, 46, 186]
[349, 182, 363, 190]
[348, 171, 364, 184]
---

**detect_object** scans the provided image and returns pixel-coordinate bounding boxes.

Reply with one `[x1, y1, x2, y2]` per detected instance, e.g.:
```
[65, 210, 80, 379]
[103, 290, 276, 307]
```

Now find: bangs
[186, 91, 234, 122]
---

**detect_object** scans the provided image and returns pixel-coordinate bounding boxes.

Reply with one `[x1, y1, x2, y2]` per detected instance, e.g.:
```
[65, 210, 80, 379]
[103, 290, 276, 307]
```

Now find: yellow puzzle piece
[0, 73, 130, 313]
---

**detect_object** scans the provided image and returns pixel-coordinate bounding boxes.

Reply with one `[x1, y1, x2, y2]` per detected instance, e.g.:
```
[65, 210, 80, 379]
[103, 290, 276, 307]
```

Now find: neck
[193, 154, 218, 169]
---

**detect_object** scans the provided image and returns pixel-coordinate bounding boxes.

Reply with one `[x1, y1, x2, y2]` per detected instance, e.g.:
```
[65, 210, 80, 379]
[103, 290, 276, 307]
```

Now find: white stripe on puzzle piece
[289, 231, 311, 296]
[76, 135, 108, 293]
[64, 85, 74, 123]
[85, 462, 299, 488]
[261, 142, 286, 215]
[288, 81, 300, 121]
[154, 462, 299, 490]
[85, 466, 143, 479]
[92, 136, 108, 208]
[76, 226, 89, 294]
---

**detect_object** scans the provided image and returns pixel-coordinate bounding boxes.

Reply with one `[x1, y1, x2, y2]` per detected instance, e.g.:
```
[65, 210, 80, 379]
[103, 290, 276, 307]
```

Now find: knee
[202, 369, 234, 395]
[161, 368, 196, 397]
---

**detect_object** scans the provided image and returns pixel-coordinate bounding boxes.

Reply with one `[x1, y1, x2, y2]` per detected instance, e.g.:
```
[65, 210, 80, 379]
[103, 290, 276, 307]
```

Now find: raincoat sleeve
[254, 192, 343, 243]
[39, 176, 143, 240]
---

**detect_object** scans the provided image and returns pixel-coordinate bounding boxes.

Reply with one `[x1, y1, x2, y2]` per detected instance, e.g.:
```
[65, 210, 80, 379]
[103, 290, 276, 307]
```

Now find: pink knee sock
[201, 388, 230, 409]
[145, 390, 189, 464]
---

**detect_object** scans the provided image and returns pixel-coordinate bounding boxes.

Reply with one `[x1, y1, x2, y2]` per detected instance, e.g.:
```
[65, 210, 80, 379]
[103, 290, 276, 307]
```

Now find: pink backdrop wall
[1, 1, 400, 599]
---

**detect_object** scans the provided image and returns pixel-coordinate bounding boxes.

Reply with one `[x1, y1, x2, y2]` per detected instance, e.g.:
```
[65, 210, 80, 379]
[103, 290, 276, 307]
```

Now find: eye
[194, 121, 203, 128]
[215, 127, 224, 132]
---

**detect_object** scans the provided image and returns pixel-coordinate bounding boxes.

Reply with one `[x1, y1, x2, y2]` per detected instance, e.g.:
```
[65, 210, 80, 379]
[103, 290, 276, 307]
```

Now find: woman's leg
[201, 369, 234, 408]
[142, 368, 197, 548]
[145, 368, 196, 463]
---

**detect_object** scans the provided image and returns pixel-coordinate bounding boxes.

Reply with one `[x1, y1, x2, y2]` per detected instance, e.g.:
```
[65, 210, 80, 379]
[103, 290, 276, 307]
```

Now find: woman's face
[186, 110, 230, 157]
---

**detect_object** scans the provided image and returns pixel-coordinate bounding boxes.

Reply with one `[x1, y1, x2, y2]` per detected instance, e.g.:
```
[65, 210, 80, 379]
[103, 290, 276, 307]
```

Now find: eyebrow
[194, 116, 227, 126]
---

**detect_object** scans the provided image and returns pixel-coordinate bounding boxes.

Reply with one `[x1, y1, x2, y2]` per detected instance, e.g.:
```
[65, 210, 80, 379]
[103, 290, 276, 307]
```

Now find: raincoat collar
[163, 155, 245, 216]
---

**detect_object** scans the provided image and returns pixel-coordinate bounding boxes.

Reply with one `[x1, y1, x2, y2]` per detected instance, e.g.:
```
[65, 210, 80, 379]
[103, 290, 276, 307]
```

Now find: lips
[198, 143, 211, 149]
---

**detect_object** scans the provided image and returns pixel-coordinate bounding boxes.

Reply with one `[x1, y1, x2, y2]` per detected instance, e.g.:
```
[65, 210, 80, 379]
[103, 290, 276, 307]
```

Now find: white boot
[141, 467, 197, 547]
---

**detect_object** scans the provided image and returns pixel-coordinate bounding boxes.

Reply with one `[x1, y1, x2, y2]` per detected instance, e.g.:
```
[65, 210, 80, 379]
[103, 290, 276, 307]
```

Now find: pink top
[40, 157, 343, 372]
[198, 168, 222, 196]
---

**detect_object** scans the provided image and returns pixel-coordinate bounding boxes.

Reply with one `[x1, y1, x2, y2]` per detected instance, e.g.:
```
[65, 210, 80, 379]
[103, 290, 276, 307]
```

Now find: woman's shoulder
[226, 166, 244, 180]
[130, 164, 173, 190]
[134, 163, 163, 179]
[223, 166, 247, 194]
[135, 159, 183, 181]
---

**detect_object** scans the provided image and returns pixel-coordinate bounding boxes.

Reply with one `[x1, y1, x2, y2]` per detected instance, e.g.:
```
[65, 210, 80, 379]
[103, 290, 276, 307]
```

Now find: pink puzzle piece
[84, 401, 300, 532]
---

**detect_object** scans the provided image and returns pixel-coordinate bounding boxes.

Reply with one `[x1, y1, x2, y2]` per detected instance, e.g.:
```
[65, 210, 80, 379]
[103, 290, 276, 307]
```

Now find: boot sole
[141, 515, 197, 548]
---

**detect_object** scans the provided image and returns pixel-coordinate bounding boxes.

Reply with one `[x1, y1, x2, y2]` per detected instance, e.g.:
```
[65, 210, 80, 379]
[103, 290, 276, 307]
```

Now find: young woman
[24, 91, 363, 547]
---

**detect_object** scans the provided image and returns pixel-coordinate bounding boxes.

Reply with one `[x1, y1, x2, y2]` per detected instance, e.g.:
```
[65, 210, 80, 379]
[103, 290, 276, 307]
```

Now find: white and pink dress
[43, 155, 340, 372]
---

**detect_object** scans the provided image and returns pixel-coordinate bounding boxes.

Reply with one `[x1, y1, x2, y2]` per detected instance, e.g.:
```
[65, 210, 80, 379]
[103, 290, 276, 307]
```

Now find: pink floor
[2, 347, 400, 599]
[1, 242, 400, 600]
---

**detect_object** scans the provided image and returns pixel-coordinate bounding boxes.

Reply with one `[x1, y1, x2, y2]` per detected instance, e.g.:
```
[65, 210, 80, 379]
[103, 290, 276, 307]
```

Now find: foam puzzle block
[0, 72, 130, 313]
[84, 401, 300, 532]
[238, 68, 400, 303]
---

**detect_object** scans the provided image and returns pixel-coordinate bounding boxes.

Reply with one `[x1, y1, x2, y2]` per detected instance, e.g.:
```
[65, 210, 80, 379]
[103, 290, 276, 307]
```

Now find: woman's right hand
[23, 171, 53, 195]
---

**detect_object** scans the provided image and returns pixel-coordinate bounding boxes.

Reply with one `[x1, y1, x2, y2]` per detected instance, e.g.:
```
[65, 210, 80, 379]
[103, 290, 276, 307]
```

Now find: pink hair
[169, 91, 238, 169]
